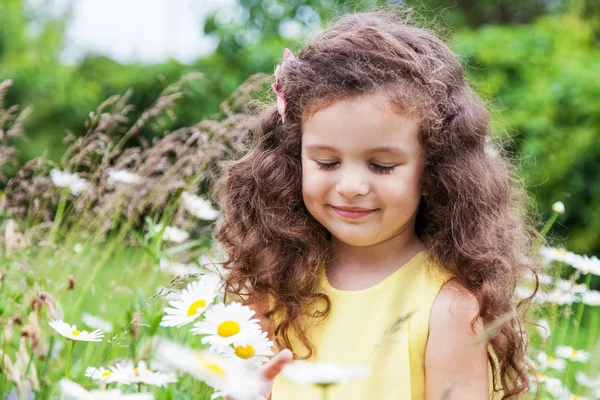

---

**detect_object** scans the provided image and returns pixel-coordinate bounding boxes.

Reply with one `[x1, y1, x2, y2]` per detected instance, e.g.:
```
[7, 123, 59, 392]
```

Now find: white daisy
[562, 394, 591, 400]
[59, 379, 154, 399]
[191, 303, 262, 348]
[536, 351, 566, 371]
[540, 247, 600, 276]
[542, 376, 567, 397]
[159, 259, 202, 276]
[539, 273, 553, 285]
[85, 366, 118, 382]
[557, 279, 588, 294]
[540, 246, 572, 264]
[154, 338, 230, 387]
[108, 360, 177, 387]
[149, 224, 189, 243]
[520, 270, 553, 285]
[153, 337, 266, 399]
[542, 289, 577, 305]
[49, 320, 104, 342]
[576, 372, 600, 390]
[164, 226, 189, 243]
[556, 346, 590, 362]
[182, 192, 220, 220]
[107, 169, 142, 185]
[582, 290, 600, 306]
[82, 313, 113, 333]
[537, 373, 551, 383]
[571, 255, 600, 276]
[160, 275, 222, 327]
[210, 371, 267, 400]
[85, 366, 129, 384]
[552, 201, 565, 214]
[219, 330, 274, 369]
[282, 360, 369, 386]
[532, 291, 548, 304]
[50, 169, 90, 195]
[73, 243, 83, 254]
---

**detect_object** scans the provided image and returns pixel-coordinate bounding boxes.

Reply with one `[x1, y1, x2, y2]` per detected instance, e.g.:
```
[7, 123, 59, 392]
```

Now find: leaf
[164, 240, 203, 257]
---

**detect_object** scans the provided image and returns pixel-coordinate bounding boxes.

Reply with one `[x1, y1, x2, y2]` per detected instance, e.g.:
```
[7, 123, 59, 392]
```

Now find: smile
[331, 206, 377, 219]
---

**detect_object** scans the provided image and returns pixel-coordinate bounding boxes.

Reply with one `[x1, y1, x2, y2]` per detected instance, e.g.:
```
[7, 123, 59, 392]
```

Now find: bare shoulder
[430, 278, 483, 331]
[425, 278, 489, 400]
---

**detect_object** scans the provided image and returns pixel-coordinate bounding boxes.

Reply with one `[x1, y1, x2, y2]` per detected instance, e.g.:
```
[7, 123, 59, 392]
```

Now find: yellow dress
[271, 250, 503, 400]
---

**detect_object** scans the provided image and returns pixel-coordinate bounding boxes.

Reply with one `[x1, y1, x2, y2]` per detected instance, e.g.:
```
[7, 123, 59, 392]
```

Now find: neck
[328, 231, 425, 274]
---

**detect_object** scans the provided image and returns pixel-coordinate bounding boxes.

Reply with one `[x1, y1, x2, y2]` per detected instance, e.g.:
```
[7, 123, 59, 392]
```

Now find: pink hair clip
[271, 48, 295, 124]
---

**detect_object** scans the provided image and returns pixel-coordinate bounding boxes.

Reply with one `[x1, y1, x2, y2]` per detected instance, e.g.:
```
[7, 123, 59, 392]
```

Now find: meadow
[0, 76, 598, 400]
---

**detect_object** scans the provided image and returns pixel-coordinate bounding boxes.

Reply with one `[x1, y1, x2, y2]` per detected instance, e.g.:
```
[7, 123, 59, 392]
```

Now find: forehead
[301, 94, 421, 155]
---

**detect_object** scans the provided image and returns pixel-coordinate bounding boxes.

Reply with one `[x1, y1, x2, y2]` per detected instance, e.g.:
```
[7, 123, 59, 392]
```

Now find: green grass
[0, 221, 598, 399]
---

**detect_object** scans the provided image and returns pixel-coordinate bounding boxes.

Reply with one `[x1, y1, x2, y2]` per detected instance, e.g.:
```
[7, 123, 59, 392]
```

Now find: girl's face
[301, 93, 425, 248]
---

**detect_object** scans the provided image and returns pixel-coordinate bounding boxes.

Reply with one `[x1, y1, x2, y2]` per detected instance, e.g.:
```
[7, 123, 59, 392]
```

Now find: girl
[213, 8, 541, 400]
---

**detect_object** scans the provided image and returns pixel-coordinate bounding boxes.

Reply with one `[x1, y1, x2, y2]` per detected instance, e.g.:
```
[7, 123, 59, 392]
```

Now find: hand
[224, 349, 293, 400]
[258, 349, 293, 399]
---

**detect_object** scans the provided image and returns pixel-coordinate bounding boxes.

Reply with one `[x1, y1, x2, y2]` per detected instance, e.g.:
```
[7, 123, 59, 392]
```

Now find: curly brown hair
[212, 8, 543, 399]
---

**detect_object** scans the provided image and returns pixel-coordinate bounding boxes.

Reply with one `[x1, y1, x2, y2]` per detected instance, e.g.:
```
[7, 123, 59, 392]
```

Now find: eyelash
[315, 161, 395, 174]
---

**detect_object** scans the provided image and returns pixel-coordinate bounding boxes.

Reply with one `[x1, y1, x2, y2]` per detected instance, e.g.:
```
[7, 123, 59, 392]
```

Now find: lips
[331, 205, 377, 219]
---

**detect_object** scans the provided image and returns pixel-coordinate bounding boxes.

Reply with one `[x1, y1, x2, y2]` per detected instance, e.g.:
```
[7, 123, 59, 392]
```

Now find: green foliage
[0, 3, 599, 396]
[0, 0, 598, 258]
[453, 13, 600, 254]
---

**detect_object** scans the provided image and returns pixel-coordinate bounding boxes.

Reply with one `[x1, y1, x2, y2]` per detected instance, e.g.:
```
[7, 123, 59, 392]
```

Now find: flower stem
[51, 190, 69, 241]
[587, 306, 599, 349]
[65, 340, 76, 378]
[572, 274, 593, 347]
[318, 384, 331, 400]
[534, 211, 559, 250]
[555, 304, 571, 348]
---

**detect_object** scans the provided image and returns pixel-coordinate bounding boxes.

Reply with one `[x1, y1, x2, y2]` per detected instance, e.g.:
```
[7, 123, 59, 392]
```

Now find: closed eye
[315, 161, 338, 170]
[372, 164, 395, 174]
[315, 161, 395, 174]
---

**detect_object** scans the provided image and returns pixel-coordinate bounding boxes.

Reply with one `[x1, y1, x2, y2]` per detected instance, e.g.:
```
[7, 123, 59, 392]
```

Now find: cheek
[378, 174, 421, 204]
[302, 168, 329, 207]
[376, 185, 403, 208]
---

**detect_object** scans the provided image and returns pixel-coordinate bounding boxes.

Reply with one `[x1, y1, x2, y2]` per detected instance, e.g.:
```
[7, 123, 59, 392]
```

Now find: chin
[330, 231, 378, 247]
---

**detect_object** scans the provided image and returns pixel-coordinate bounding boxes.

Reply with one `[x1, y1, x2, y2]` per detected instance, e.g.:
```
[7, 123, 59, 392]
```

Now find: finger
[260, 349, 293, 381]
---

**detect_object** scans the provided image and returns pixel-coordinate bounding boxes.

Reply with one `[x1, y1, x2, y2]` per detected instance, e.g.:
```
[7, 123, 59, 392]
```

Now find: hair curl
[212, 8, 543, 399]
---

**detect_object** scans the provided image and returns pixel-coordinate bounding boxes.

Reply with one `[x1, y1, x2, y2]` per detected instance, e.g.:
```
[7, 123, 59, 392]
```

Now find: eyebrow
[304, 144, 408, 156]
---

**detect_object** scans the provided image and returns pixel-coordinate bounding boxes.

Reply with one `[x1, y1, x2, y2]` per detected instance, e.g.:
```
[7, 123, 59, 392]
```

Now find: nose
[335, 165, 370, 197]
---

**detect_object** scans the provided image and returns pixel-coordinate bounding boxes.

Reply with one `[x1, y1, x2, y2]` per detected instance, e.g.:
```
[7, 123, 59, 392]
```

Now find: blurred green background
[1, 0, 599, 256]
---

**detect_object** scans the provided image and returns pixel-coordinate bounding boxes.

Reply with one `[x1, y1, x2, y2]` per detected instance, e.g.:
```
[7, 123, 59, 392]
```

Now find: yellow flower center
[187, 299, 206, 317]
[206, 363, 226, 376]
[197, 355, 227, 377]
[134, 367, 139, 376]
[72, 330, 81, 336]
[217, 321, 240, 337]
[571, 350, 578, 357]
[557, 248, 566, 257]
[235, 345, 255, 359]
[101, 371, 112, 377]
